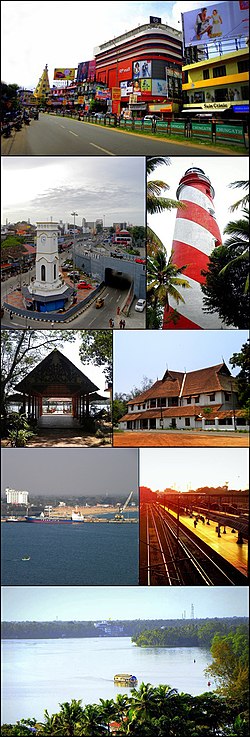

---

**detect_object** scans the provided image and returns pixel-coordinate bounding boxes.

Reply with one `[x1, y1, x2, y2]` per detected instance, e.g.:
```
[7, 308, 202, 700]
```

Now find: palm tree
[147, 157, 181, 215]
[98, 698, 117, 734]
[129, 682, 157, 722]
[39, 710, 62, 735]
[147, 249, 191, 328]
[57, 700, 84, 737]
[219, 207, 249, 292]
[228, 180, 249, 213]
[81, 704, 107, 737]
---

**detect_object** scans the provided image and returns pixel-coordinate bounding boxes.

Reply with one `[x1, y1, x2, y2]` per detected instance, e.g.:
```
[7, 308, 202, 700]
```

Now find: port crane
[114, 491, 134, 520]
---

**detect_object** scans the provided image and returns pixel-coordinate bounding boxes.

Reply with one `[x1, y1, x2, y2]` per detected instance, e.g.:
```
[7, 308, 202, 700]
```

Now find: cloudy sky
[148, 157, 249, 258]
[114, 330, 249, 395]
[140, 448, 249, 491]
[1, 1, 218, 90]
[2, 585, 248, 621]
[1, 448, 138, 497]
[1, 157, 145, 225]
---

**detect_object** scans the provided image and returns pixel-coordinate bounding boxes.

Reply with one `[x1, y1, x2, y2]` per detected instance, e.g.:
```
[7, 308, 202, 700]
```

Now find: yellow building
[182, 48, 249, 115]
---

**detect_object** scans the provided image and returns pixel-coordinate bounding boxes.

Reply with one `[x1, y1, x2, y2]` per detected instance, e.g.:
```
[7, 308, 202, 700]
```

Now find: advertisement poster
[182, 1, 249, 47]
[152, 79, 168, 95]
[54, 68, 75, 81]
[76, 61, 89, 82]
[140, 79, 152, 93]
[120, 80, 134, 97]
[133, 60, 152, 79]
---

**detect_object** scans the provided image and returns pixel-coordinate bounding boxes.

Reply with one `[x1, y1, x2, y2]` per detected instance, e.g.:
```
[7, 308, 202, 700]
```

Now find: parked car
[135, 299, 146, 312]
[135, 258, 146, 264]
[77, 282, 93, 290]
[144, 114, 161, 120]
[110, 251, 123, 259]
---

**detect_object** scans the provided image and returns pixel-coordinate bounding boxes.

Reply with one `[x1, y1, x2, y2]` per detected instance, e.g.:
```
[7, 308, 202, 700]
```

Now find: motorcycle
[24, 115, 30, 126]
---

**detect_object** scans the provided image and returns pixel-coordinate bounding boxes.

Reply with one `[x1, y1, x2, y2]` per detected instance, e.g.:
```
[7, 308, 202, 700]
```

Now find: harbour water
[1, 636, 214, 725]
[1, 522, 138, 585]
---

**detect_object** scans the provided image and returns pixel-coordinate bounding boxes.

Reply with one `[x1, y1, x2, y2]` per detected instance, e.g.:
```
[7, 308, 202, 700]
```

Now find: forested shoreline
[1, 616, 248, 640]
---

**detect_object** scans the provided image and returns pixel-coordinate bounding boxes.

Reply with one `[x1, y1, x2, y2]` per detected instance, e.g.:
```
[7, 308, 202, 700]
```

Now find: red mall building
[94, 19, 183, 117]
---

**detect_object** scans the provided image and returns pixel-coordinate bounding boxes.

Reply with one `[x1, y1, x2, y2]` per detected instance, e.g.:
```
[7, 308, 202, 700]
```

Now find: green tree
[81, 703, 107, 736]
[201, 209, 249, 327]
[205, 629, 249, 710]
[98, 698, 117, 733]
[78, 330, 112, 383]
[228, 180, 249, 213]
[57, 700, 84, 736]
[113, 394, 128, 424]
[147, 250, 190, 329]
[229, 340, 250, 415]
[147, 157, 180, 215]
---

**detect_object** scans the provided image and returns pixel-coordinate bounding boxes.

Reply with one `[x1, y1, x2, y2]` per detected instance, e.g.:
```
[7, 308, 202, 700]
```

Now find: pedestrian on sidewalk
[9, 311, 13, 320]
[117, 306, 120, 315]
[119, 319, 123, 329]
[122, 319, 126, 329]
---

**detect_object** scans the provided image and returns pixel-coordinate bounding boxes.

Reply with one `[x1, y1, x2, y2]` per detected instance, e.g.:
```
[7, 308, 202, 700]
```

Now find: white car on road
[135, 299, 146, 312]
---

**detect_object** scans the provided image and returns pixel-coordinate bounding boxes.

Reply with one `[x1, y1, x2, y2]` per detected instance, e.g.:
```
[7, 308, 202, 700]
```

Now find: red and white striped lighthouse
[164, 167, 225, 330]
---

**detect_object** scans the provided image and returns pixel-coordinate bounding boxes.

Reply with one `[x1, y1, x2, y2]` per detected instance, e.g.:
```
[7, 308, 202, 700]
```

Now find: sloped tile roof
[127, 364, 237, 405]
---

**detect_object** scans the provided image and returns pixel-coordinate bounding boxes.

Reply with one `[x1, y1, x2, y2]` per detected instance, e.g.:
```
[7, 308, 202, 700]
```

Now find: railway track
[139, 503, 247, 586]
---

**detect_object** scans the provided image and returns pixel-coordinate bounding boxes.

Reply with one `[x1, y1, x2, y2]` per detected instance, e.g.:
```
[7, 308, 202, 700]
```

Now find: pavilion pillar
[22, 392, 26, 415]
[86, 394, 89, 417]
[31, 395, 35, 420]
[82, 395, 85, 417]
[28, 395, 31, 417]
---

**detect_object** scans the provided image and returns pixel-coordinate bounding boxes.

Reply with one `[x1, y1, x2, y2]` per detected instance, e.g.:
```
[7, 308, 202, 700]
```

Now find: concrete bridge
[74, 248, 146, 299]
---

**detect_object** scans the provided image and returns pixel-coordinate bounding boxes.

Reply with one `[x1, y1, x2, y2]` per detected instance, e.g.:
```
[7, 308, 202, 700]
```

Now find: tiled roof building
[118, 363, 248, 432]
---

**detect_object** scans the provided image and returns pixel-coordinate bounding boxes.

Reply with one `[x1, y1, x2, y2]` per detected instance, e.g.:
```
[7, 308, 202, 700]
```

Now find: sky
[148, 157, 249, 258]
[56, 335, 107, 393]
[139, 448, 249, 491]
[1, 585, 249, 622]
[1, 1, 219, 90]
[1, 448, 138, 497]
[1, 157, 145, 225]
[114, 329, 248, 395]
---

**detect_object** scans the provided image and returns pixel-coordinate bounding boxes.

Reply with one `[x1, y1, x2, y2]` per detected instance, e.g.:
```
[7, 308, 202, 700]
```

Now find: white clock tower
[23, 219, 75, 313]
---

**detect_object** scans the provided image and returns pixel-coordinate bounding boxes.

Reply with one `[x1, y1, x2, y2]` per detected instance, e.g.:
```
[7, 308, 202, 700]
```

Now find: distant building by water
[5, 488, 29, 505]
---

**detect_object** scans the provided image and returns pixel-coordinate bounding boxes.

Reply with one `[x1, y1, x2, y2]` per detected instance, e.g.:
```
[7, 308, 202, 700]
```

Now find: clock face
[41, 235, 46, 243]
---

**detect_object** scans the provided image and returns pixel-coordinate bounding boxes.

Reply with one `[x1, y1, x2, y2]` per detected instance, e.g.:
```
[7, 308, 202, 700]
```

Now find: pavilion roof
[14, 348, 99, 397]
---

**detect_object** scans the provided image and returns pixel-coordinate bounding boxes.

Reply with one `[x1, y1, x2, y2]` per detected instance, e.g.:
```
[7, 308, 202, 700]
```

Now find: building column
[214, 417, 219, 431]
[201, 417, 206, 431]
[31, 395, 35, 420]
[86, 394, 89, 417]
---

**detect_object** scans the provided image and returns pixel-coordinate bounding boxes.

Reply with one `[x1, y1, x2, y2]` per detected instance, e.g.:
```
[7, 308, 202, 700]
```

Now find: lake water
[1, 637, 214, 725]
[1, 522, 138, 585]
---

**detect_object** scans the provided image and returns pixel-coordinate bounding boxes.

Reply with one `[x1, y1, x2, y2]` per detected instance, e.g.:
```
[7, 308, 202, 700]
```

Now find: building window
[205, 419, 215, 425]
[224, 392, 231, 401]
[150, 399, 156, 408]
[241, 86, 249, 99]
[194, 396, 200, 404]
[238, 60, 249, 73]
[187, 397, 191, 405]
[236, 418, 246, 426]
[183, 70, 188, 84]
[157, 398, 166, 407]
[203, 69, 210, 80]
[185, 418, 190, 426]
[54, 264, 56, 280]
[138, 404, 141, 410]
[168, 397, 178, 407]
[41, 265, 46, 281]
[209, 394, 215, 402]
[213, 65, 226, 78]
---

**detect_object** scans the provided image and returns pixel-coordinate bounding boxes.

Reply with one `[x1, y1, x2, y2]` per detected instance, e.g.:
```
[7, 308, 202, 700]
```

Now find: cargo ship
[25, 511, 85, 523]
[25, 515, 72, 523]
[114, 674, 138, 686]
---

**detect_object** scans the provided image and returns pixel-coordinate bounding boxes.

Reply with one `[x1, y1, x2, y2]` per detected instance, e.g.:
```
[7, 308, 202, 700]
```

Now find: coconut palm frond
[146, 157, 171, 174]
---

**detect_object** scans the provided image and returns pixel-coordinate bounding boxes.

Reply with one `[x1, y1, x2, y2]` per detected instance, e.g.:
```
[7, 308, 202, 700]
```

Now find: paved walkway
[164, 506, 248, 578]
[37, 414, 80, 428]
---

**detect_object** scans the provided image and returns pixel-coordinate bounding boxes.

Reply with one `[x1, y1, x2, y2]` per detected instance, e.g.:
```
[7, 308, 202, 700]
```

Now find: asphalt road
[1, 113, 236, 156]
[1, 284, 145, 329]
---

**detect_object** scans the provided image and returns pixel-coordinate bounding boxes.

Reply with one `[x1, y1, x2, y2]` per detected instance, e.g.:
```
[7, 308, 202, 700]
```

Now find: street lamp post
[71, 211, 78, 269]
